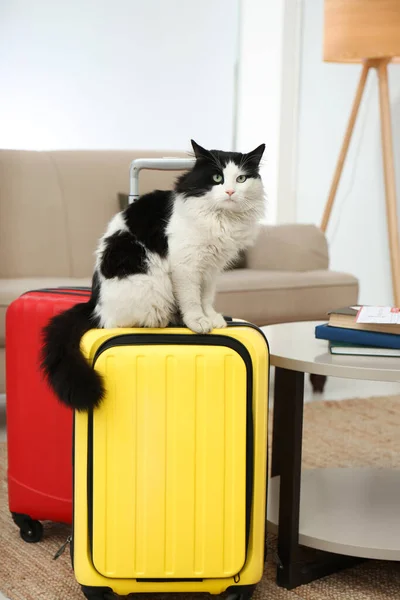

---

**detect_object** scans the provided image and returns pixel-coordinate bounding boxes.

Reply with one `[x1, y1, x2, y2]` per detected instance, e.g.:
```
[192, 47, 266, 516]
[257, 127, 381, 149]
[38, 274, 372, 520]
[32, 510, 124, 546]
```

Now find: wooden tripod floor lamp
[321, 0, 400, 305]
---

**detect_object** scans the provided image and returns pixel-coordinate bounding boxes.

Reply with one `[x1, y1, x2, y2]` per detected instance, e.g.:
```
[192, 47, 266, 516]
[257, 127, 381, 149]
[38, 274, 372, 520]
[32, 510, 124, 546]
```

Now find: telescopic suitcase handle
[129, 157, 196, 204]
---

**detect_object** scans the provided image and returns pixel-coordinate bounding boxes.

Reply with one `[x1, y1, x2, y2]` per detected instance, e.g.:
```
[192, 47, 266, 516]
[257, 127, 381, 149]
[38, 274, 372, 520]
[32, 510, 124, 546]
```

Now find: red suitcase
[6, 287, 91, 542]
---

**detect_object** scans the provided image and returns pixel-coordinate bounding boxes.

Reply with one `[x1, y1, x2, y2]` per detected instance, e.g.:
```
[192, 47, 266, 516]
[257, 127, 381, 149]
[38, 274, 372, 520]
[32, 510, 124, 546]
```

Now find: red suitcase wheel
[12, 512, 43, 543]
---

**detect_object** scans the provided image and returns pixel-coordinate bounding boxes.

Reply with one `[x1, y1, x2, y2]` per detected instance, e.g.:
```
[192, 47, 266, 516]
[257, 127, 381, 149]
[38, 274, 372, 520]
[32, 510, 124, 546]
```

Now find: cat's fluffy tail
[41, 302, 104, 412]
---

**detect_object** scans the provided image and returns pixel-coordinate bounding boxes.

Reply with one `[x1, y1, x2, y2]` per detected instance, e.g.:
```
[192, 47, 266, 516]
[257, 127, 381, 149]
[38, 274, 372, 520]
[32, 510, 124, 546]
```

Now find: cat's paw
[184, 314, 213, 334]
[210, 312, 227, 329]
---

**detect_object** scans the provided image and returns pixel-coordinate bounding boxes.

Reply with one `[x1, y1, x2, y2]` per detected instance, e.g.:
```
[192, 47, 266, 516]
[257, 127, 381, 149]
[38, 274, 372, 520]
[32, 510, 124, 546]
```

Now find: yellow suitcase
[73, 321, 269, 600]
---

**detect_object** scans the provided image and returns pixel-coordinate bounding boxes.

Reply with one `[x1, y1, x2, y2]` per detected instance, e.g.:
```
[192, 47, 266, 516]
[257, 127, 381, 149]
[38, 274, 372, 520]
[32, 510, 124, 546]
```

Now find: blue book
[315, 323, 400, 350]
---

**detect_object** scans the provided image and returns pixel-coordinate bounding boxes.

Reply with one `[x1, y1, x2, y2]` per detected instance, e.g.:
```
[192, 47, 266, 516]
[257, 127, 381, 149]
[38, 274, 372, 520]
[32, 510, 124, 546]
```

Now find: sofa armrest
[246, 224, 329, 271]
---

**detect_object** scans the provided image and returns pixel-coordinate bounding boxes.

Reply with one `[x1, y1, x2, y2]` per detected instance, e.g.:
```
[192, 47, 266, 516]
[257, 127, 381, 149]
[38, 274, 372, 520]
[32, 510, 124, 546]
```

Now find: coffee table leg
[271, 367, 290, 477]
[272, 367, 363, 589]
[273, 367, 305, 588]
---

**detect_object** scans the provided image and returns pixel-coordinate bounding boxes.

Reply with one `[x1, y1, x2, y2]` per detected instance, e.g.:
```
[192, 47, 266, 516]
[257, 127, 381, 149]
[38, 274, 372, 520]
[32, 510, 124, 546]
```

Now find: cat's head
[175, 140, 265, 214]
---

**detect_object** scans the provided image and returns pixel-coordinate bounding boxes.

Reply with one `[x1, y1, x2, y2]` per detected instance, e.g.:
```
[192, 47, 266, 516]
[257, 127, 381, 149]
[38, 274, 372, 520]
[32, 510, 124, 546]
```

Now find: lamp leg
[321, 62, 370, 232]
[377, 59, 400, 306]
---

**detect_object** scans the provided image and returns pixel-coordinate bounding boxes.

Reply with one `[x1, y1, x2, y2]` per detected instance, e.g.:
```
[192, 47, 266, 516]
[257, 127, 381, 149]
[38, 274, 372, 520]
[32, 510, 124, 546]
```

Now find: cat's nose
[225, 189, 235, 197]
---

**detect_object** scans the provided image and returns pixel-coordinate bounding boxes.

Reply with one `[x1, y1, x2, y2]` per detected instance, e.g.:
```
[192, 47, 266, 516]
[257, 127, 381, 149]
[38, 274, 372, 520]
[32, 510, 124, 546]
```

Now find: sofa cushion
[247, 224, 329, 271]
[0, 270, 358, 394]
[215, 268, 358, 326]
[0, 269, 358, 345]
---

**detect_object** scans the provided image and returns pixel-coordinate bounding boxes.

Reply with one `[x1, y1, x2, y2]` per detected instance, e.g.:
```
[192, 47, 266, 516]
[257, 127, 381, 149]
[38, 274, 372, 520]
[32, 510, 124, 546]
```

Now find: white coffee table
[261, 320, 400, 590]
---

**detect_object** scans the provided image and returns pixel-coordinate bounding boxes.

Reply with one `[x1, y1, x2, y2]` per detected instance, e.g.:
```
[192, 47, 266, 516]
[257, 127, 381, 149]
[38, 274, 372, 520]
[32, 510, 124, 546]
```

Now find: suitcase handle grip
[129, 157, 195, 203]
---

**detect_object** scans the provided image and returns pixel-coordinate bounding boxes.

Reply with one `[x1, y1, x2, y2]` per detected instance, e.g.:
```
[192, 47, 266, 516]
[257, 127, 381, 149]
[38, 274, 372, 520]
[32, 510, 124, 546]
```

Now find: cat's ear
[191, 139, 212, 160]
[245, 143, 265, 166]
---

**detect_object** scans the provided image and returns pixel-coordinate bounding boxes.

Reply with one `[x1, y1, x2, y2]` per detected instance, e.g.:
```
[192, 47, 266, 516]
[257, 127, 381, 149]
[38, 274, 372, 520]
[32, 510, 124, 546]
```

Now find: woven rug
[2, 395, 400, 600]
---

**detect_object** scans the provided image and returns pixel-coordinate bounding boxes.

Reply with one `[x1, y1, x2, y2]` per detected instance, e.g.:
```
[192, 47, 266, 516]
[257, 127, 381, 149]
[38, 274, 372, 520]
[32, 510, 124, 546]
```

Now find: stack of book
[315, 306, 400, 357]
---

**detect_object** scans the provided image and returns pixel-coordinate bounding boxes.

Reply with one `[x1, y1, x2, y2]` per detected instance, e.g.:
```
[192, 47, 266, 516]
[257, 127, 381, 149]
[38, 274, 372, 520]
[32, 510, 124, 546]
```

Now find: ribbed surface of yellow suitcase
[73, 322, 269, 599]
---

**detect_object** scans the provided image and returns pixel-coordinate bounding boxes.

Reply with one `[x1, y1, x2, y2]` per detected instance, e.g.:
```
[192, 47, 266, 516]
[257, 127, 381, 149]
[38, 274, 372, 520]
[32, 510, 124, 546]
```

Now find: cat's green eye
[236, 175, 247, 183]
[213, 173, 223, 183]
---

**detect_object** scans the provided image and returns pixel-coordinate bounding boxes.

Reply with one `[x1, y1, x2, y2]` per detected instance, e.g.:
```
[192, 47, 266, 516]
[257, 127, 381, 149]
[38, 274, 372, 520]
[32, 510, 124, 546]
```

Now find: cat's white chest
[168, 201, 257, 272]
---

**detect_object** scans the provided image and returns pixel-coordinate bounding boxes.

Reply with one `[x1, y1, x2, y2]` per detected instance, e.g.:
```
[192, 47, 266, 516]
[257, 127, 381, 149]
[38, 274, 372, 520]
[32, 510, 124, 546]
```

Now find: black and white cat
[41, 140, 265, 412]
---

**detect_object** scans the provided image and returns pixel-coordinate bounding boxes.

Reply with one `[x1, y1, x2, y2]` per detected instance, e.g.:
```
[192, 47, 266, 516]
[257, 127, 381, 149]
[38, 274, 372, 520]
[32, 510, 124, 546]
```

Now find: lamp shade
[324, 0, 400, 63]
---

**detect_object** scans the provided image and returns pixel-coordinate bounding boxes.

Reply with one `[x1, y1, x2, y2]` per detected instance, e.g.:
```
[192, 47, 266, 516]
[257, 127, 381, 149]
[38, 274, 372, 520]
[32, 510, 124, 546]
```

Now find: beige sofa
[0, 150, 359, 393]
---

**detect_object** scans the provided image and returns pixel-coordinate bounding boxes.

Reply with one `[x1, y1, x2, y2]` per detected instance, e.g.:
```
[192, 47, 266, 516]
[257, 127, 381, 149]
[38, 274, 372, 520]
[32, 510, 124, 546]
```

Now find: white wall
[296, 0, 400, 304]
[236, 0, 285, 223]
[0, 0, 239, 152]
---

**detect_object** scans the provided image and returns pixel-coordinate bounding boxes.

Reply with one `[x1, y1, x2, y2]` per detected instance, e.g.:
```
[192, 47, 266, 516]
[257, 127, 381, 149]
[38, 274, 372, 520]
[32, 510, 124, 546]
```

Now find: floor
[1, 372, 400, 441]
[2, 373, 399, 424]
[1, 375, 400, 600]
